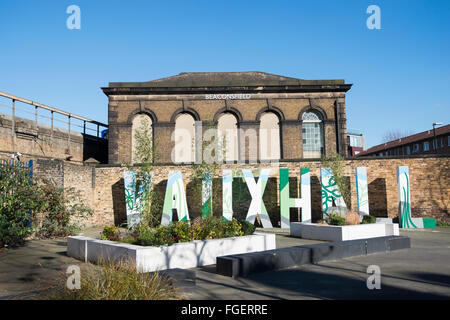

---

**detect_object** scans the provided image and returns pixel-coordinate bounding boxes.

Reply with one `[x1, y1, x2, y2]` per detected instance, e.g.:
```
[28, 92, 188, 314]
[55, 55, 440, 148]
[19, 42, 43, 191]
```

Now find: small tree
[191, 124, 221, 217]
[130, 118, 161, 230]
[321, 152, 351, 211]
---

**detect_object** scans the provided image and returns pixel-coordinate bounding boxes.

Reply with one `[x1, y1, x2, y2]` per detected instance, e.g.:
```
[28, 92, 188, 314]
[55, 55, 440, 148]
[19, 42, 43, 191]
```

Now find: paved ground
[186, 228, 450, 300]
[0, 227, 449, 300]
[0, 239, 79, 299]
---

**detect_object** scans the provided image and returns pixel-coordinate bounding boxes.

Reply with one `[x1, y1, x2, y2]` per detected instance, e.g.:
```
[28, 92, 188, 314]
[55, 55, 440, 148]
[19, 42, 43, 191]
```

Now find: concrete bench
[216, 236, 410, 277]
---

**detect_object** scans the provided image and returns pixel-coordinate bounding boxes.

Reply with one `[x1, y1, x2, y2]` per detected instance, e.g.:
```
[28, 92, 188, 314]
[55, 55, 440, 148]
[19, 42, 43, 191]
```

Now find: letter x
[242, 169, 273, 228]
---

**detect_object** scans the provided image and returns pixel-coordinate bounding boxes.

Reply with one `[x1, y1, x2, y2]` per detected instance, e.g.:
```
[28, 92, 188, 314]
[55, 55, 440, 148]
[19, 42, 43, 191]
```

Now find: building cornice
[102, 84, 352, 97]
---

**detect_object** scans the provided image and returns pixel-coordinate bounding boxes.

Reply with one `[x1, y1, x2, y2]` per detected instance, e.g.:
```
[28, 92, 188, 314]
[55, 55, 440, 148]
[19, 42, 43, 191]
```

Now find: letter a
[162, 171, 190, 225]
[66, 5, 81, 30]
[366, 5, 381, 30]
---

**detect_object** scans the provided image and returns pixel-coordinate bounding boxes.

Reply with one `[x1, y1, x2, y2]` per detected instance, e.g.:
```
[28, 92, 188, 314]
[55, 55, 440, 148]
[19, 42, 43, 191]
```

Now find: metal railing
[0, 91, 108, 145]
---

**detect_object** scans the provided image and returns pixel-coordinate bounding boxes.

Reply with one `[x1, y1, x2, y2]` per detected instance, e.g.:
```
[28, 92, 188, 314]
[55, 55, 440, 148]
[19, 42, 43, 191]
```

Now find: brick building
[102, 72, 352, 164]
[357, 124, 450, 157]
[347, 131, 365, 157]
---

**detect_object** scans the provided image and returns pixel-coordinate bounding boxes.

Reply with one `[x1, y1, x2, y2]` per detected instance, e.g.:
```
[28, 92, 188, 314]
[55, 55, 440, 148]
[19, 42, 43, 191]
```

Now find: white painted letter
[367, 265, 381, 289]
[66, 5, 81, 30]
[366, 5, 381, 30]
[66, 265, 80, 290]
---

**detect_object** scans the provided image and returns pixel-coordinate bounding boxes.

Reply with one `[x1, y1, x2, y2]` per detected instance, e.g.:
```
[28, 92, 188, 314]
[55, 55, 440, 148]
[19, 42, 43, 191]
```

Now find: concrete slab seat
[216, 236, 411, 277]
[290, 222, 399, 241]
[67, 233, 276, 273]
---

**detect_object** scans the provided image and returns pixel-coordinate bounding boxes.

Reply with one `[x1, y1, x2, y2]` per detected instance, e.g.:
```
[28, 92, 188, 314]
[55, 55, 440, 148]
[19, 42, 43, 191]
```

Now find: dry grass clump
[46, 260, 180, 300]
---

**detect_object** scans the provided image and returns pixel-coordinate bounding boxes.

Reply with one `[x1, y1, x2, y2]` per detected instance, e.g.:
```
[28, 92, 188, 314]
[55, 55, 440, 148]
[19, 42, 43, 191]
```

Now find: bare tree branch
[381, 129, 414, 143]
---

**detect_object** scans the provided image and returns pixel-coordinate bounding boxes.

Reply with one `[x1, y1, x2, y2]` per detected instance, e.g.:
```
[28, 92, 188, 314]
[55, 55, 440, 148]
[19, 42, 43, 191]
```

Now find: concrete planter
[67, 233, 276, 273]
[290, 222, 399, 241]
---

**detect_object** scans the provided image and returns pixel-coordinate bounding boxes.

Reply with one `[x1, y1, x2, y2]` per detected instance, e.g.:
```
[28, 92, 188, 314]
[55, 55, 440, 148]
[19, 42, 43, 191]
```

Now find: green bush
[240, 220, 256, 235]
[101, 226, 121, 241]
[172, 221, 191, 242]
[37, 183, 92, 238]
[135, 230, 156, 246]
[131, 217, 254, 247]
[137, 225, 175, 246]
[0, 164, 45, 247]
[361, 215, 377, 224]
[0, 163, 93, 247]
[223, 218, 244, 238]
[200, 216, 224, 239]
[327, 213, 346, 226]
[154, 225, 176, 245]
[136, 229, 156, 246]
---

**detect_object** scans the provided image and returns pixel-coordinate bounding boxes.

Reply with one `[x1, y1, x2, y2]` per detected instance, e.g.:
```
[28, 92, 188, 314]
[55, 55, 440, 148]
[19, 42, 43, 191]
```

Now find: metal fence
[0, 90, 108, 144]
[0, 159, 33, 177]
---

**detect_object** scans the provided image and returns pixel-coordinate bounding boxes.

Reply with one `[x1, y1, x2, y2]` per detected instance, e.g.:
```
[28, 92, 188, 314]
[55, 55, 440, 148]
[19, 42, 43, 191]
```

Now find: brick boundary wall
[34, 156, 450, 227]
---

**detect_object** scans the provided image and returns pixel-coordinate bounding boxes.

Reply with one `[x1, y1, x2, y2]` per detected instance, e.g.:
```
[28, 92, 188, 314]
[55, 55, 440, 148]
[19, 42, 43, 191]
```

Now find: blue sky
[0, 0, 449, 148]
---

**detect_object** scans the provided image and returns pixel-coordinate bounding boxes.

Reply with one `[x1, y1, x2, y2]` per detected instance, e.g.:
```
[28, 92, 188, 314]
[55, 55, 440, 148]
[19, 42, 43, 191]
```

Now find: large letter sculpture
[280, 168, 311, 228]
[201, 170, 213, 217]
[321, 168, 347, 219]
[242, 169, 273, 228]
[355, 167, 369, 218]
[162, 171, 190, 225]
[222, 169, 233, 221]
[124, 170, 153, 228]
[397, 166, 436, 229]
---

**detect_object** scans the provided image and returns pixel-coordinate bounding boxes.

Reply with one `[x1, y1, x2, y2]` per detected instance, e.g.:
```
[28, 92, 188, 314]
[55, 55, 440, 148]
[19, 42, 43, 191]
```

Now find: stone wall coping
[93, 154, 450, 168]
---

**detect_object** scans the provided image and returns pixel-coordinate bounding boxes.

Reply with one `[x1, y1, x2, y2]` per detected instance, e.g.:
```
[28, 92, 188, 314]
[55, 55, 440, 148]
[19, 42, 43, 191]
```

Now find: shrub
[154, 225, 176, 245]
[137, 225, 175, 246]
[361, 215, 377, 224]
[136, 229, 156, 246]
[201, 216, 225, 239]
[132, 217, 254, 246]
[172, 221, 191, 242]
[101, 225, 121, 241]
[48, 260, 179, 300]
[0, 163, 93, 247]
[36, 183, 92, 238]
[223, 218, 244, 238]
[240, 220, 256, 235]
[0, 164, 45, 247]
[327, 213, 346, 226]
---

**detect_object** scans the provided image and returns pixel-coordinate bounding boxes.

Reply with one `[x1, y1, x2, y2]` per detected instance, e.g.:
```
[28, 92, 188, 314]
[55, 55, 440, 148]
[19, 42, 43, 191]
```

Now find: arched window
[259, 112, 281, 160]
[174, 113, 196, 163]
[217, 113, 238, 162]
[131, 114, 153, 164]
[302, 111, 324, 158]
